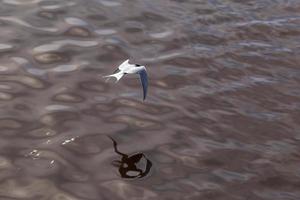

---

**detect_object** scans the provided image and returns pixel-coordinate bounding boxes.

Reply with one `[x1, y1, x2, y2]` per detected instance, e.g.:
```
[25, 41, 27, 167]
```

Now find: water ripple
[213, 169, 255, 182]
[0, 16, 58, 32]
[45, 104, 75, 112]
[98, 0, 122, 7]
[40, 2, 76, 10]
[33, 40, 99, 53]
[148, 30, 173, 39]
[64, 17, 88, 26]
[3, 0, 43, 5]
[95, 29, 117, 35]
[52, 64, 80, 72]
[101, 180, 157, 199]
[0, 75, 46, 89]
[0, 92, 13, 100]
[0, 43, 13, 51]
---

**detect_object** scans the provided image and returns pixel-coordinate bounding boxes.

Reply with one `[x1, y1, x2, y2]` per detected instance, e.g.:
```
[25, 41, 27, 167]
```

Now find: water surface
[0, 0, 300, 199]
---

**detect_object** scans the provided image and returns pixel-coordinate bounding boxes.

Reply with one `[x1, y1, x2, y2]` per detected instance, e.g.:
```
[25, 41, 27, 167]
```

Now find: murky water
[0, 0, 300, 199]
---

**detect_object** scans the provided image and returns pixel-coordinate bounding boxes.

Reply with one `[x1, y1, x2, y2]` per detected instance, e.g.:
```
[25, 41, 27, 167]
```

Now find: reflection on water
[109, 136, 152, 179]
[0, 0, 300, 199]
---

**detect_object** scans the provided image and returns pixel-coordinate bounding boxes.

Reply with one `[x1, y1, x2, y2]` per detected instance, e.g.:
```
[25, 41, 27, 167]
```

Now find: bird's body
[104, 59, 148, 100]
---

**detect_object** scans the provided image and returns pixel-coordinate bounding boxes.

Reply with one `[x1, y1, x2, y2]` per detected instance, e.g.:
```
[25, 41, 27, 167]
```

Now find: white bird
[103, 59, 148, 100]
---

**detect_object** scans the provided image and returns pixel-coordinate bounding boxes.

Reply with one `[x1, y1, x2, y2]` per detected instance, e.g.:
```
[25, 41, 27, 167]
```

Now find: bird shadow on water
[107, 136, 152, 179]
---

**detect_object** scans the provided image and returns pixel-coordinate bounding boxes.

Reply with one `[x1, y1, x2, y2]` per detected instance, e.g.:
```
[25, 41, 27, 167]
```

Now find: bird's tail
[103, 72, 124, 83]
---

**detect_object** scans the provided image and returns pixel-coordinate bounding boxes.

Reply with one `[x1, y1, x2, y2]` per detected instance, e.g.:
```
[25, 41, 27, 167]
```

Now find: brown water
[0, 0, 300, 199]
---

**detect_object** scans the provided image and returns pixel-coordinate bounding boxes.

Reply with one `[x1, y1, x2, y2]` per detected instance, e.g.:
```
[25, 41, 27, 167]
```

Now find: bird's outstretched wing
[139, 69, 148, 100]
[118, 59, 130, 70]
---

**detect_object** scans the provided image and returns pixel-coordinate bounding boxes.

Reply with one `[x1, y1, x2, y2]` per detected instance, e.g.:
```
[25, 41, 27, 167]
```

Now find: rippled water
[0, 0, 300, 199]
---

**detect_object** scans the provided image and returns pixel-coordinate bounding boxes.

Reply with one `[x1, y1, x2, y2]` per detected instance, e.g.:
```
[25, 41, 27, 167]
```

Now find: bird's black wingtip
[138, 69, 148, 102]
[142, 94, 146, 101]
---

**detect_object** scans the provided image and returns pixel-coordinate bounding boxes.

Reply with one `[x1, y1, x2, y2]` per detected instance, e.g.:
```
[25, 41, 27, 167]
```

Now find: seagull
[103, 59, 148, 100]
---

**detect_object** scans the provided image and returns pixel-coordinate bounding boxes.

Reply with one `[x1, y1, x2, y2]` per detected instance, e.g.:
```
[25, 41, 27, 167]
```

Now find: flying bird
[103, 59, 148, 100]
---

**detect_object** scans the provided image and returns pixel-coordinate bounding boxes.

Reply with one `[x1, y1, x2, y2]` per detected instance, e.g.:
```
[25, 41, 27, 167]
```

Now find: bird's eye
[135, 64, 141, 67]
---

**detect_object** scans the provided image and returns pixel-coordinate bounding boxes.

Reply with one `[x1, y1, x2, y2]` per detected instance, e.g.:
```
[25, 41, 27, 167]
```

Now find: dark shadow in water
[108, 136, 152, 179]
